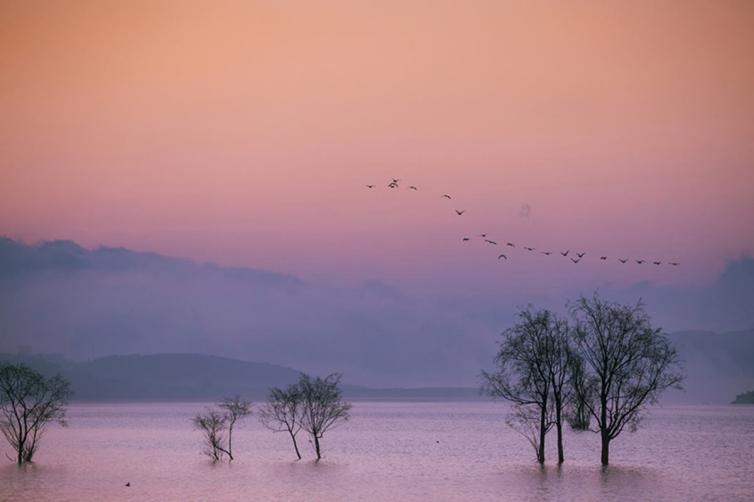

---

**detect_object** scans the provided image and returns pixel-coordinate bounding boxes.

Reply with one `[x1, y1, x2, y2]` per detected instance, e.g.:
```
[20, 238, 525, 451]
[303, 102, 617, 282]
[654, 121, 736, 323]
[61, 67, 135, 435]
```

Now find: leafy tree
[0, 364, 72, 465]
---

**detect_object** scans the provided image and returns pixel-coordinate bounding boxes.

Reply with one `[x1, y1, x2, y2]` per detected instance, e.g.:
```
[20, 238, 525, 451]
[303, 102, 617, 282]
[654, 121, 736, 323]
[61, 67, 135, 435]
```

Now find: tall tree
[542, 313, 572, 464]
[482, 308, 555, 464]
[570, 295, 684, 465]
[0, 364, 72, 465]
[259, 384, 304, 460]
[298, 373, 351, 460]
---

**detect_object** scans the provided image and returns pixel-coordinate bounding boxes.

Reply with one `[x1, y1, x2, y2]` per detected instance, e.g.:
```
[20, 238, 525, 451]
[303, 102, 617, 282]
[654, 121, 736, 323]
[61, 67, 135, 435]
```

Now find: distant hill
[732, 391, 754, 404]
[0, 353, 480, 402]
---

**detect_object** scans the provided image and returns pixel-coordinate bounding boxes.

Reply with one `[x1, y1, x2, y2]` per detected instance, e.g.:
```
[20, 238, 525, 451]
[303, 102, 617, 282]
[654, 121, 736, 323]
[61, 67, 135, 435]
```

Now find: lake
[1, 402, 752, 501]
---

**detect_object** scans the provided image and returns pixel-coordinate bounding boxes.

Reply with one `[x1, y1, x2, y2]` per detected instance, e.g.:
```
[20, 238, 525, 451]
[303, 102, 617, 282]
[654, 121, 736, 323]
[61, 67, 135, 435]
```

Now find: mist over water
[1, 402, 752, 501]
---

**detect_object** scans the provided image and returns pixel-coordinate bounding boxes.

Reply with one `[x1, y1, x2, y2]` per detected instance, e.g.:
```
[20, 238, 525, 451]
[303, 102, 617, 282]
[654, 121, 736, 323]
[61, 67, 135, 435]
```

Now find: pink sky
[1, 1, 753, 294]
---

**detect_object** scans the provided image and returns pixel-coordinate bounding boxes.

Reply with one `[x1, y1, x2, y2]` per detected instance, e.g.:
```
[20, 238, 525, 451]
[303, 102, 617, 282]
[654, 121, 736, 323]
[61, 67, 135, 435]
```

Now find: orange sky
[1, 0, 753, 292]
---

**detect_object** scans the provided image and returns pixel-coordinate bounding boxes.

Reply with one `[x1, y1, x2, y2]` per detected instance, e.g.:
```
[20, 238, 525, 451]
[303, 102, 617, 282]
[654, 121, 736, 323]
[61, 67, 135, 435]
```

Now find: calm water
[1, 402, 752, 501]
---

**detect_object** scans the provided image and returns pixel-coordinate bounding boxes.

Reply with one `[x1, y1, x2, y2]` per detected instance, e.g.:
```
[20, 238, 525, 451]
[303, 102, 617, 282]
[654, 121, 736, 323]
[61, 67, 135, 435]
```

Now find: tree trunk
[600, 434, 610, 466]
[289, 431, 302, 460]
[227, 424, 234, 461]
[600, 393, 609, 465]
[537, 402, 546, 464]
[313, 435, 322, 460]
[556, 399, 564, 464]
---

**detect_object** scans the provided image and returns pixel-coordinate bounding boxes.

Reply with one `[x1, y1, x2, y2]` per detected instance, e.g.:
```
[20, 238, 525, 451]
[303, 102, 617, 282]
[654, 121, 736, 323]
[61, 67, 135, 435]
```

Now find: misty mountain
[1, 237, 753, 397]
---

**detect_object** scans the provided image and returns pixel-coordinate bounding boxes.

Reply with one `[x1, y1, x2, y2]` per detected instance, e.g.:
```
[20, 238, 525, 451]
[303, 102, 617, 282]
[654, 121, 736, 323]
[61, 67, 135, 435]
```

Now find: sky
[1, 0, 753, 297]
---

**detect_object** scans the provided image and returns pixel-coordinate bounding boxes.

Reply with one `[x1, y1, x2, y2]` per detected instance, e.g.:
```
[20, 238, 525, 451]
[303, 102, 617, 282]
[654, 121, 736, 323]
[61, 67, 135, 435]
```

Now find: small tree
[565, 354, 592, 431]
[218, 396, 251, 461]
[481, 308, 555, 464]
[298, 373, 351, 460]
[543, 314, 572, 464]
[192, 410, 229, 462]
[506, 404, 554, 461]
[570, 295, 684, 465]
[259, 385, 304, 460]
[0, 364, 72, 465]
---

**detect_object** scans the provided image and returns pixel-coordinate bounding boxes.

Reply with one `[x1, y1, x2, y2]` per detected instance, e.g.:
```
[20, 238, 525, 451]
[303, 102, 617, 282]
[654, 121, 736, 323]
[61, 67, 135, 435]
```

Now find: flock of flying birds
[365, 178, 680, 267]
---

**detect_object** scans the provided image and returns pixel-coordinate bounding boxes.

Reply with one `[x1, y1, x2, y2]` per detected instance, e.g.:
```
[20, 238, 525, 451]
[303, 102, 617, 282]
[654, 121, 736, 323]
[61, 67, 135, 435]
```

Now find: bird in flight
[462, 237, 470, 242]
[391, 178, 400, 184]
[600, 256, 607, 260]
[479, 233, 487, 238]
[541, 251, 552, 256]
[636, 259, 645, 264]
[455, 209, 465, 216]
[669, 262, 680, 266]
[619, 258, 628, 263]
[653, 261, 662, 266]
[484, 239, 498, 245]
[524, 246, 535, 252]
[506, 242, 515, 247]
[560, 250, 569, 257]
[388, 182, 398, 188]
[442, 194, 452, 199]
[498, 254, 508, 260]
[409, 185, 418, 191]
[576, 252, 586, 258]
[571, 258, 581, 264]
[366, 184, 375, 189]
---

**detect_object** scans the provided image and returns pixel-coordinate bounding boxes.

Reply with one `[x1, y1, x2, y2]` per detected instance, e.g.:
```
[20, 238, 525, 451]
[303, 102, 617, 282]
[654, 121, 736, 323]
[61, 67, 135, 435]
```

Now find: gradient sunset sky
[1, 0, 753, 295]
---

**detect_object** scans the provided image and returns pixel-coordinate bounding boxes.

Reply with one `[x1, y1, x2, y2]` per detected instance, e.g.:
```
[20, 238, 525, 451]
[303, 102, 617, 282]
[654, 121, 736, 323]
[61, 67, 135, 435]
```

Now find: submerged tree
[0, 364, 72, 465]
[298, 373, 351, 460]
[481, 309, 555, 464]
[506, 403, 554, 461]
[542, 313, 572, 464]
[259, 384, 304, 460]
[565, 355, 593, 431]
[192, 410, 229, 462]
[193, 396, 251, 462]
[218, 396, 251, 461]
[570, 295, 684, 465]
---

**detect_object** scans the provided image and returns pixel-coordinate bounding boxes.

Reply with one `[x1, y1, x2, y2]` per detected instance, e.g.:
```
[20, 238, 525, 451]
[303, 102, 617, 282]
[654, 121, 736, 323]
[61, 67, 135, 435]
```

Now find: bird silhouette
[409, 186, 418, 191]
[484, 239, 498, 245]
[462, 237, 470, 242]
[479, 233, 487, 237]
[560, 250, 570, 257]
[125, 482, 130, 487]
[388, 182, 398, 188]
[365, 184, 375, 189]
[576, 252, 586, 258]
[571, 258, 581, 264]
[391, 178, 400, 184]
[442, 194, 452, 199]
[669, 262, 680, 266]
[524, 246, 535, 251]
[636, 260, 645, 264]
[455, 209, 465, 215]
[498, 254, 508, 260]
[506, 242, 515, 247]
[653, 261, 662, 265]
[600, 256, 607, 260]
[619, 258, 628, 263]
[541, 251, 552, 256]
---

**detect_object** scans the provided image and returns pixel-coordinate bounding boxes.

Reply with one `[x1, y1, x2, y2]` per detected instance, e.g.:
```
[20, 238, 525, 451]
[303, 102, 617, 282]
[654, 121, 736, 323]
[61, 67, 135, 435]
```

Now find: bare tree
[481, 308, 554, 464]
[192, 410, 229, 462]
[570, 295, 684, 465]
[543, 314, 572, 464]
[506, 403, 554, 461]
[0, 364, 72, 465]
[259, 385, 304, 460]
[218, 396, 251, 461]
[298, 373, 351, 460]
